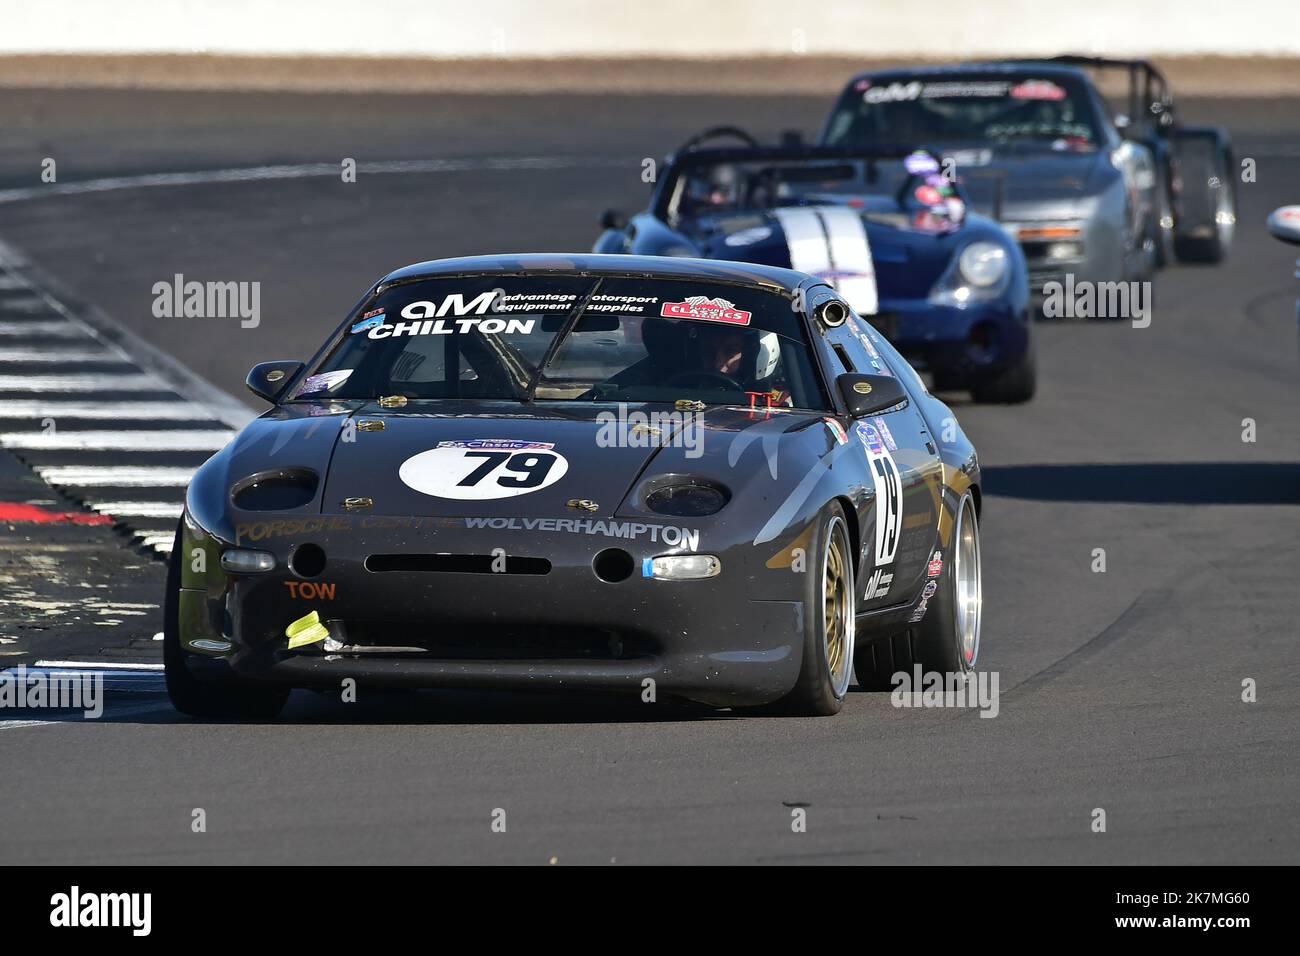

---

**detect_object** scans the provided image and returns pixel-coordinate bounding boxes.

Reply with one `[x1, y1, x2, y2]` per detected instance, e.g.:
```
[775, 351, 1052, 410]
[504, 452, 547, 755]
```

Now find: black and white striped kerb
[0, 257, 244, 556]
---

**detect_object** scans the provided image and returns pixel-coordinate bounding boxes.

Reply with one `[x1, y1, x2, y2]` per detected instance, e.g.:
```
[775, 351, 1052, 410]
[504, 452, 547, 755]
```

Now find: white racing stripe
[774, 205, 879, 316]
[1, 429, 233, 450]
[0, 373, 167, 392]
[818, 206, 878, 316]
[0, 400, 212, 420]
[37, 465, 195, 486]
[89, 501, 184, 518]
[774, 208, 833, 276]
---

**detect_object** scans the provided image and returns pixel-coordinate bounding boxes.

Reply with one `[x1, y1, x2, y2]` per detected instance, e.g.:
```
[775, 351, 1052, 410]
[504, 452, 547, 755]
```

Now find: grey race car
[820, 59, 1235, 304]
[166, 254, 983, 718]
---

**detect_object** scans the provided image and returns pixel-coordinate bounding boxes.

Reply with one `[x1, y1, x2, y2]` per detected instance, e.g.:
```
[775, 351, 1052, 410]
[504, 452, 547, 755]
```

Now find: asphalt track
[0, 89, 1298, 864]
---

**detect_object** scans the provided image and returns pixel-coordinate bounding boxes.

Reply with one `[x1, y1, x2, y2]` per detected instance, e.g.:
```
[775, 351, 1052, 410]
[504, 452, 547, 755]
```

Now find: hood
[314, 400, 819, 519]
[947, 148, 1112, 220]
[688, 203, 964, 306]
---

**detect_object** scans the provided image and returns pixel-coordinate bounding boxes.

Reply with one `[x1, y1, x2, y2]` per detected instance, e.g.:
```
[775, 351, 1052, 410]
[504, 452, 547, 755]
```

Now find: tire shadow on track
[983, 461, 1298, 505]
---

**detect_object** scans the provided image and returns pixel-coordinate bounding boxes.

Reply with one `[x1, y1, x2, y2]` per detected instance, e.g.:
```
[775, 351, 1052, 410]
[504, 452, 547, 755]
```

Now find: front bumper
[874, 295, 1030, 382]
[177, 514, 806, 708]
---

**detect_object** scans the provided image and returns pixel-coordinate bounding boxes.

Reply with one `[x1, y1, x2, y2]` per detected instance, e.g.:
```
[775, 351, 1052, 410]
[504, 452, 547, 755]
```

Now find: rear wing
[996, 55, 1175, 127]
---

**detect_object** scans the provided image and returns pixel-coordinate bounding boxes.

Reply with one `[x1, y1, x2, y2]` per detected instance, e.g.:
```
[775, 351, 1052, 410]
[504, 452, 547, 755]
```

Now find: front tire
[772, 503, 855, 716]
[970, 347, 1036, 404]
[164, 524, 289, 720]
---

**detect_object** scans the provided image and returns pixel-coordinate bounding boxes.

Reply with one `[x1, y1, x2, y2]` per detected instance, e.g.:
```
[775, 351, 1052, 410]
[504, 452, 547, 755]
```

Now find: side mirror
[1266, 206, 1300, 246]
[837, 373, 909, 418]
[246, 360, 304, 404]
[600, 209, 628, 230]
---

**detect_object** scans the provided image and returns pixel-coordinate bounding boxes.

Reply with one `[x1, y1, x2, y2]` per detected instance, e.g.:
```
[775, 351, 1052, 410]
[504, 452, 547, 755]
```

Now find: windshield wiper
[522, 278, 603, 403]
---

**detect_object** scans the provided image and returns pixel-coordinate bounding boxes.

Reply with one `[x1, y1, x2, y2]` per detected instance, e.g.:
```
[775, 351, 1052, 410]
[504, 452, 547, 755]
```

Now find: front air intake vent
[364, 553, 551, 575]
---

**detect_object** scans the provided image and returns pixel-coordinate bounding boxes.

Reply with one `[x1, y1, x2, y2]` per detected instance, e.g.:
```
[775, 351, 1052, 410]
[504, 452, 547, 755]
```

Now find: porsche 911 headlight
[958, 242, 1008, 288]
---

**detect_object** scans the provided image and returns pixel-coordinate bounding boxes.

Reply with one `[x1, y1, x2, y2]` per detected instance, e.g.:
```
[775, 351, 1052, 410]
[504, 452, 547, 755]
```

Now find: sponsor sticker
[1011, 79, 1067, 101]
[927, 551, 943, 578]
[661, 296, 753, 326]
[855, 422, 883, 453]
[823, 418, 849, 445]
[298, 369, 353, 394]
[864, 566, 894, 600]
[436, 439, 555, 450]
[872, 416, 898, 451]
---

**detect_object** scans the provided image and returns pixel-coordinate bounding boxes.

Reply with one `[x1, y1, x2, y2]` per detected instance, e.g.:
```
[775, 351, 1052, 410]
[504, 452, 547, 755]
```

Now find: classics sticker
[661, 296, 753, 326]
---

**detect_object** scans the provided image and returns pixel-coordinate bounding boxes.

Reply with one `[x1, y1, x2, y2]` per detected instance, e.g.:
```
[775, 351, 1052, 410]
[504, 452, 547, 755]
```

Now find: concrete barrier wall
[5, 0, 1299, 58]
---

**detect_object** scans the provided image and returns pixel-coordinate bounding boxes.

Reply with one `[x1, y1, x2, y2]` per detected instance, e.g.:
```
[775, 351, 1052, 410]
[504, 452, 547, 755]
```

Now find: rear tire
[771, 503, 855, 716]
[854, 492, 983, 688]
[1174, 145, 1234, 264]
[164, 524, 289, 720]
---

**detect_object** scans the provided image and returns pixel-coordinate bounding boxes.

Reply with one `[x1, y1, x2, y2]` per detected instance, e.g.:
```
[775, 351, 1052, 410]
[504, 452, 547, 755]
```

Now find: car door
[819, 302, 945, 610]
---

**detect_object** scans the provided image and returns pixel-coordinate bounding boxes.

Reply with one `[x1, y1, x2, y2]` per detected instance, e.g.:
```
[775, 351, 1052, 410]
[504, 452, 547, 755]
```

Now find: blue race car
[594, 128, 1034, 402]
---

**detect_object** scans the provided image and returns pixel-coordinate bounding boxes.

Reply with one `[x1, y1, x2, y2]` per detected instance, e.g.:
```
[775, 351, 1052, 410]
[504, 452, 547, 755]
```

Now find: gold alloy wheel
[822, 515, 855, 698]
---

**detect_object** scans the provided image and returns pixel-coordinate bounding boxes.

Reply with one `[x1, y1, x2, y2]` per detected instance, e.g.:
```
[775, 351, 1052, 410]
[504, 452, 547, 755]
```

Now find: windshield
[823, 74, 1103, 151]
[292, 274, 828, 410]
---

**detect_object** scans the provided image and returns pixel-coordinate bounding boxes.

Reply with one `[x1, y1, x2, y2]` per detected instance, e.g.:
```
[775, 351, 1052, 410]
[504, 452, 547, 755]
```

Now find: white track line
[0, 156, 615, 205]
[88, 500, 184, 518]
[0, 347, 126, 363]
[36, 465, 195, 486]
[33, 661, 164, 670]
[0, 373, 167, 392]
[0, 297, 53, 313]
[0, 400, 213, 420]
[0, 321, 89, 337]
[1, 429, 233, 450]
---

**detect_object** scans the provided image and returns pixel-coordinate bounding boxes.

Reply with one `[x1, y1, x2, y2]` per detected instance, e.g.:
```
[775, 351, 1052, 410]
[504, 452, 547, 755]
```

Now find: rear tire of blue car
[164, 524, 289, 720]
[766, 503, 856, 717]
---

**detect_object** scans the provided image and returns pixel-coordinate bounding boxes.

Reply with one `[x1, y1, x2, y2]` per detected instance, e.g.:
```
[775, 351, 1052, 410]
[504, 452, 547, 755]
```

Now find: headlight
[958, 242, 1008, 288]
[642, 554, 721, 581]
[645, 480, 729, 517]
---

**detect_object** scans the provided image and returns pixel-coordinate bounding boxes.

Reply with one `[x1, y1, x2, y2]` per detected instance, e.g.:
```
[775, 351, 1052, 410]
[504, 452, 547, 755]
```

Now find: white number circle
[399, 446, 569, 500]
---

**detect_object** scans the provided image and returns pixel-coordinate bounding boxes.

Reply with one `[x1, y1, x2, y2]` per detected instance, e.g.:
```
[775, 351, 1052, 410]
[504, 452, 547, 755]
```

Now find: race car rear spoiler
[995, 54, 1176, 126]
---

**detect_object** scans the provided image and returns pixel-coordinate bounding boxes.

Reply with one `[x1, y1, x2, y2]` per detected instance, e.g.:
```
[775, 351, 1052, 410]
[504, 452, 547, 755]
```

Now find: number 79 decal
[856, 422, 902, 566]
[400, 444, 569, 500]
